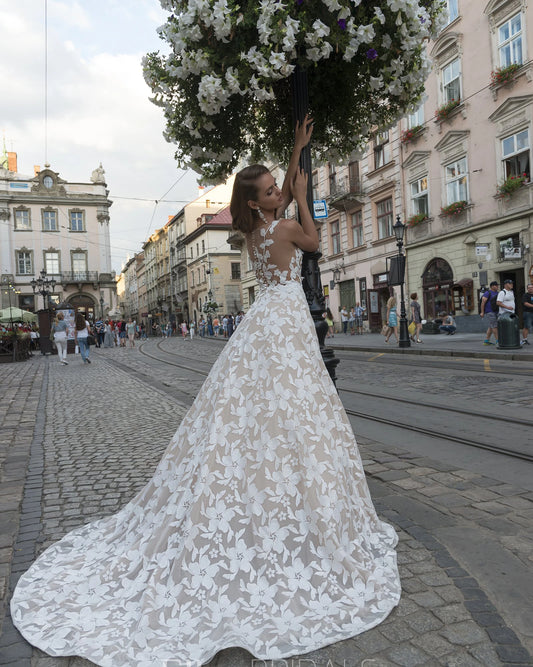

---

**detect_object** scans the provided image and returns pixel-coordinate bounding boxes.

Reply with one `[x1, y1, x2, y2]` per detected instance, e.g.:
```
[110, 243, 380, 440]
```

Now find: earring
[256, 207, 267, 224]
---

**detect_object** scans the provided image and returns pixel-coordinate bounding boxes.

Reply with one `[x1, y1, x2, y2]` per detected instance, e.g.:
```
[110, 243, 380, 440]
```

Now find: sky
[1, 0, 202, 272]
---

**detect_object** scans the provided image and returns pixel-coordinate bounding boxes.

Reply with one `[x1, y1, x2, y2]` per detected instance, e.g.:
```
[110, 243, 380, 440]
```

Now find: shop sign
[475, 245, 488, 256]
[503, 247, 521, 259]
[313, 200, 328, 219]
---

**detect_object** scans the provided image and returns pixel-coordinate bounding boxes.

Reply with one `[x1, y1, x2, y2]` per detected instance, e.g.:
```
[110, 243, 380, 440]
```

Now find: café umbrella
[0, 307, 38, 323]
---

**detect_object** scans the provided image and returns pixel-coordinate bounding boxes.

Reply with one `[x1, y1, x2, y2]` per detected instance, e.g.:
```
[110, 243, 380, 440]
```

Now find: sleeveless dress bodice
[247, 219, 302, 288]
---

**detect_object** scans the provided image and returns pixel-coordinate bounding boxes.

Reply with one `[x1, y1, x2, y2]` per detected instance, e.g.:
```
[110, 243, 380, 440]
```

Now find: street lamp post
[392, 215, 411, 349]
[100, 295, 104, 319]
[30, 269, 57, 355]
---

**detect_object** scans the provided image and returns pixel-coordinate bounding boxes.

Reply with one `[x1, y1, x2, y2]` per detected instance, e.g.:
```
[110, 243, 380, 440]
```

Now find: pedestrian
[180, 321, 188, 339]
[74, 312, 91, 364]
[521, 283, 533, 345]
[354, 302, 365, 335]
[227, 314, 234, 338]
[199, 318, 206, 337]
[11, 114, 400, 665]
[496, 278, 515, 317]
[480, 281, 499, 345]
[140, 323, 147, 340]
[323, 307, 334, 337]
[51, 311, 68, 365]
[166, 321, 173, 338]
[126, 318, 136, 347]
[340, 305, 349, 334]
[222, 315, 228, 338]
[94, 317, 105, 347]
[348, 307, 356, 335]
[213, 316, 220, 337]
[384, 296, 398, 343]
[409, 293, 423, 343]
[439, 311, 457, 335]
[103, 321, 113, 348]
[189, 321, 195, 339]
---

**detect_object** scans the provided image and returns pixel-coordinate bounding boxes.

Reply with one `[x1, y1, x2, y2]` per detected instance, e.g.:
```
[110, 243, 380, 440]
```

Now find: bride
[11, 117, 401, 666]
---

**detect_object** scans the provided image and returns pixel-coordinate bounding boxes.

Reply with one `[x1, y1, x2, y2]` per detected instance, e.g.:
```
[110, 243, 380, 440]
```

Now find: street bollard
[497, 313, 521, 349]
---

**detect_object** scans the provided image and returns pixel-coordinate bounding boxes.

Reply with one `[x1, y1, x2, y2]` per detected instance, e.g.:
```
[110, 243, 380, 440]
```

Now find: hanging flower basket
[143, 1, 446, 182]
[490, 63, 521, 87]
[407, 212, 429, 227]
[496, 173, 527, 198]
[400, 125, 424, 144]
[435, 99, 460, 122]
[440, 200, 467, 217]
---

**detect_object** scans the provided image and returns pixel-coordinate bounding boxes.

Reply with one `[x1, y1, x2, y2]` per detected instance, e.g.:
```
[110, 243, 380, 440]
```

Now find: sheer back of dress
[246, 219, 302, 288]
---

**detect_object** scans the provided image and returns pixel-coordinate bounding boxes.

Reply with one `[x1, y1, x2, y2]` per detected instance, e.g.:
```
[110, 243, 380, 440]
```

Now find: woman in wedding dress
[11, 117, 401, 666]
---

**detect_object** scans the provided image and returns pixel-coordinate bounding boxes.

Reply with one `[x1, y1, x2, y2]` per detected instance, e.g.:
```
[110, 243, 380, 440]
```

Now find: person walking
[324, 307, 335, 337]
[348, 306, 356, 335]
[189, 321, 195, 340]
[103, 321, 114, 348]
[180, 321, 188, 339]
[126, 318, 136, 348]
[11, 115, 400, 666]
[384, 296, 398, 343]
[51, 312, 69, 365]
[74, 312, 91, 364]
[497, 278, 515, 317]
[410, 293, 423, 343]
[521, 283, 533, 345]
[212, 316, 220, 337]
[480, 281, 499, 345]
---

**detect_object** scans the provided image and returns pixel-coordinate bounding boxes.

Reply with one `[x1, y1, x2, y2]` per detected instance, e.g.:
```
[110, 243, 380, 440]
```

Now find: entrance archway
[422, 258, 454, 319]
[67, 293, 96, 321]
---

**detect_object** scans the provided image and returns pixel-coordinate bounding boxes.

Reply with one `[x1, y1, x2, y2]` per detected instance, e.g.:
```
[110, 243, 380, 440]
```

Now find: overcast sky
[1, 0, 202, 272]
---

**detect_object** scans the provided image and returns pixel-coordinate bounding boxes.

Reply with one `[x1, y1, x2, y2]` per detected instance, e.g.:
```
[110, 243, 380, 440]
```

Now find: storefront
[422, 258, 454, 319]
[368, 271, 391, 331]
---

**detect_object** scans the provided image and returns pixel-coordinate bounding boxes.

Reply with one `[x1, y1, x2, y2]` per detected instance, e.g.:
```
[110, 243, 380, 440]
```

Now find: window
[498, 13, 523, 67]
[445, 157, 468, 204]
[42, 209, 58, 231]
[14, 209, 31, 230]
[196, 243, 199, 257]
[70, 210, 84, 231]
[202, 240, 205, 253]
[312, 170, 319, 200]
[502, 129, 530, 179]
[44, 251, 60, 275]
[231, 262, 241, 280]
[191, 271, 195, 287]
[442, 58, 461, 103]
[330, 219, 341, 254]
[376, 197, 393, 239]
[317, 227, 322, 254]
[329, 163, 337, 195]
[445, 0, 458, 24]
[17, 251, 32, 275]
[359, 277, 367, 314]
[190, 247, 193, 258]
[348, 161, 360, 192]
[72, 252, 87, 278]
[374, 132, 391, 169]
[197, 268, 200, 284]
[410, 176, 429, 215]
[408, 105, 424, 128]
[351, 211, 364, 247]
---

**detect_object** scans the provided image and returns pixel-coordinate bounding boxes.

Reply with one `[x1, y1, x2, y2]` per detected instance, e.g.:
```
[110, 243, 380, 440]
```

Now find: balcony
[328, 176, 365, 210]
[60, 271, 116, 286]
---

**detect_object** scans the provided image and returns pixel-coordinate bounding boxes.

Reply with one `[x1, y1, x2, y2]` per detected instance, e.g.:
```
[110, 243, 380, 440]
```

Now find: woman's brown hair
[75, 312, 86, 330]
[410, 293, 418, 300]
[230, 164, 270, 234]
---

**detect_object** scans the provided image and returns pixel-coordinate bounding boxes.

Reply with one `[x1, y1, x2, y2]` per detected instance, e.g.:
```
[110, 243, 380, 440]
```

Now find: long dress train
[11, 219, 401, 666]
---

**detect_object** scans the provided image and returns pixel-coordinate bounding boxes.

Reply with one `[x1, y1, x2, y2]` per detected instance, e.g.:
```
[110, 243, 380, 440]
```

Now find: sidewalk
[1, 350, 532, 666]
[325, 330, 533, 361]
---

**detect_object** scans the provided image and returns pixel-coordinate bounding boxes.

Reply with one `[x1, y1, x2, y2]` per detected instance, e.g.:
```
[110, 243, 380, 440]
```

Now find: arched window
[422, 258, 454, 319]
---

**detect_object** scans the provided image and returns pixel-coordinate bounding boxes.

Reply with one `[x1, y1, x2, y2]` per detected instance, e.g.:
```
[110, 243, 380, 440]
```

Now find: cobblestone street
[1, 343, 532, 666]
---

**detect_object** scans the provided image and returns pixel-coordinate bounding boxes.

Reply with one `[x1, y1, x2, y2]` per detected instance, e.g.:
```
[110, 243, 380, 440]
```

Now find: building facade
[0, 155, 116, 320]
[402, 0, 533, 330]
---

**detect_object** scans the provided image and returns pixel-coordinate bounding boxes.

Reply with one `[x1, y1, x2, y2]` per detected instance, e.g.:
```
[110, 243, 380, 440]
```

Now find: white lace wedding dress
[11, 219, 401, 666]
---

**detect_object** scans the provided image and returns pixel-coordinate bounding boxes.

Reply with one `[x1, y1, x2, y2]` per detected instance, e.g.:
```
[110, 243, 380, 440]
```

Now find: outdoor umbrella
[0, 307, 38, 323]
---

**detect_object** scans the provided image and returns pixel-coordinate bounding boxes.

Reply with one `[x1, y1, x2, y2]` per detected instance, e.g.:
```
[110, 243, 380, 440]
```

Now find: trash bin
[497, 313, 521, 349]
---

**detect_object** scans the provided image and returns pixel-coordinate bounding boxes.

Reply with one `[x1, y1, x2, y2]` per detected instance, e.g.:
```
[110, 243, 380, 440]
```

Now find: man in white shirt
[496, 278, 515, 317]
[340, 306, 349, 334]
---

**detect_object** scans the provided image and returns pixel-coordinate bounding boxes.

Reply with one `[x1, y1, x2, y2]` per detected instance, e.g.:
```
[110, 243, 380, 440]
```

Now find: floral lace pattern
[11, 225, 401, 666]
[248, 219, 302, 287]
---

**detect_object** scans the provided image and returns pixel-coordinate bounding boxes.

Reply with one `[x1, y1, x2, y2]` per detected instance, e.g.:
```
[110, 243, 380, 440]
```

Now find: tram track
[137, 339, 533, 464]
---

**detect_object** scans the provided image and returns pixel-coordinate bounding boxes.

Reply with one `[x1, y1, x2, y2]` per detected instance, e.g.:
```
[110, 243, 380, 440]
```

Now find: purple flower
[338, 19, 346, 30]
[296, 0, 303, 4]
[366, 48, 378, 61]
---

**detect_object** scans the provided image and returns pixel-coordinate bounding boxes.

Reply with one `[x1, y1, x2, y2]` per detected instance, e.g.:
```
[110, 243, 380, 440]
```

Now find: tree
[143, 1, 445, 183]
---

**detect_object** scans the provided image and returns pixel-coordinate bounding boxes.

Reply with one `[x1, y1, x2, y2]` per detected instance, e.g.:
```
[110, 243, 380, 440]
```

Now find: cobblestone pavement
[1, 344, 532, 666]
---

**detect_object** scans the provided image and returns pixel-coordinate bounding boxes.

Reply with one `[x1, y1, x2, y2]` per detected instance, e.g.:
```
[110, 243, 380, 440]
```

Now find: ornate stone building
[0, 153, 116, 320]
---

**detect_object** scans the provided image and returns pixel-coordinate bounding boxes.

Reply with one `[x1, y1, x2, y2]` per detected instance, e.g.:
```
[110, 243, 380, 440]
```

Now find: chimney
[34, 165, 41, 176]
[198, 185, 205, 197]
[7, 152, 17, 172]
